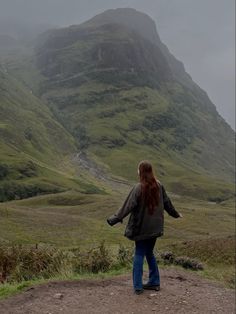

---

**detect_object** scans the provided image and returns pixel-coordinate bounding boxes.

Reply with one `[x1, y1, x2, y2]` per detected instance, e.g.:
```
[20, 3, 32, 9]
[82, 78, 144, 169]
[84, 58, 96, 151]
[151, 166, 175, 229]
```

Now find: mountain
[81, 8, 192, 86]
[1, 8, 235, 201]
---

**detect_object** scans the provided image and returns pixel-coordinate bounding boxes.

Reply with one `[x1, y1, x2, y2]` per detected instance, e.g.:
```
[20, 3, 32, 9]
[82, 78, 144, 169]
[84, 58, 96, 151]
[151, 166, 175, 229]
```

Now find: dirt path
[0, 269, 235, 314]
[72, 152, 131, 191]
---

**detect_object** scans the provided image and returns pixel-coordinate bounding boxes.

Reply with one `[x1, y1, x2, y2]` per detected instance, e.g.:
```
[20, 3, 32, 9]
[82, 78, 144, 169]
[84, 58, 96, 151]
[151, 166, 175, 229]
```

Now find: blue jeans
[133, 237, 160, 290]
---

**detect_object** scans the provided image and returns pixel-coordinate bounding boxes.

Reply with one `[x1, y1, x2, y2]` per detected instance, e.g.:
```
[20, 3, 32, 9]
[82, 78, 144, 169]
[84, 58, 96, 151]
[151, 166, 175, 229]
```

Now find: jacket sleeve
[107, 185, 139, 226]
[162, 185, 180, 218]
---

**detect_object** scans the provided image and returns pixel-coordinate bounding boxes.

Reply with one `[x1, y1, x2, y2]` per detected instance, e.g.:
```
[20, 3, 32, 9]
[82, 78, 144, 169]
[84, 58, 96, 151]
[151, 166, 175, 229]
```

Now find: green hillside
[0, 68, 103, 201]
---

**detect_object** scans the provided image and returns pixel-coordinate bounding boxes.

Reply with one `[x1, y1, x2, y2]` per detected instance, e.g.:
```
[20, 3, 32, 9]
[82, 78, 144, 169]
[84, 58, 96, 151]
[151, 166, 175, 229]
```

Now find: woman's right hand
[107, 215, 122, 226]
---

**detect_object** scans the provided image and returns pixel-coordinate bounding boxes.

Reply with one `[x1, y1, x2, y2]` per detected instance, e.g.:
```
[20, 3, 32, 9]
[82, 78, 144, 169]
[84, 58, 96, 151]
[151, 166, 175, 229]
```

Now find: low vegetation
[160, 251, 204, 270]
[0, 234, 234, 300]
[0, 242, 205, 285]
[0, 243, 125, 284]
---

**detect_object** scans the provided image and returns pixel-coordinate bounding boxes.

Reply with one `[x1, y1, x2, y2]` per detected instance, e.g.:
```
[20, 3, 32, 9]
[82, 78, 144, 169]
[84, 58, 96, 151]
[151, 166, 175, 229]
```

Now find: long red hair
[138, 160, 160, 215]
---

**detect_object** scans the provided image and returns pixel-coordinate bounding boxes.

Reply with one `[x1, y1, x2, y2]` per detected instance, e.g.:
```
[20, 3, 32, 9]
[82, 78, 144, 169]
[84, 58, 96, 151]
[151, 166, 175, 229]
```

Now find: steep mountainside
[1, 8, 235, 201]
[82, 8, 209, 88]
[0, 68, 102, 201]
[0, 69, 76, 161]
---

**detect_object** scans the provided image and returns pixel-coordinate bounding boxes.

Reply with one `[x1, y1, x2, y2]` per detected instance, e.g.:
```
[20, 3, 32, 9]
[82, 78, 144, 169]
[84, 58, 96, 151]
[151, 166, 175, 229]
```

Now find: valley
[0, 8, 235, 293]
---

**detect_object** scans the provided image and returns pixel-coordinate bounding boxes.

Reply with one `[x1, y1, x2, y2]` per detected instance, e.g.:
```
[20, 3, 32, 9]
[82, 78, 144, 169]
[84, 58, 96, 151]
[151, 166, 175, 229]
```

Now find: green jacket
[107, 181, 180, 241]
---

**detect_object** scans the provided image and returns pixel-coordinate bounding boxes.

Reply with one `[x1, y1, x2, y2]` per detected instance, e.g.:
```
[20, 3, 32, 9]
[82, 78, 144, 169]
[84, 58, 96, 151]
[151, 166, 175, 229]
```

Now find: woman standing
[107, 160, 182, 294]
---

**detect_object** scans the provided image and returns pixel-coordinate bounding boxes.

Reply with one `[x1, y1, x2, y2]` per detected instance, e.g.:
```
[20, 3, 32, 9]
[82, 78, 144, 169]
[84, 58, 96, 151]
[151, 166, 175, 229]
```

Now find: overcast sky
[0, 0, 235, 129]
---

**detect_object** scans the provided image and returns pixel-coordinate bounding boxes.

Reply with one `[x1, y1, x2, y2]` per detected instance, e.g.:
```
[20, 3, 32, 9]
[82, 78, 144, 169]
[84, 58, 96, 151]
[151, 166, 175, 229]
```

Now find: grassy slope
[0, 68, 104, 199]
[41, 79, 234, 201]
[0, 190, 234, 248]
[0, 68, 75, 165]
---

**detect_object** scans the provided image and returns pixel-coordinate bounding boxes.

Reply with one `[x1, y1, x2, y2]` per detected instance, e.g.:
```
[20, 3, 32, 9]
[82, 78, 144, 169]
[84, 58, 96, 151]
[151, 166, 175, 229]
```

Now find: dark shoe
[143, 284, 160, 291]
[134, 289, 144, 295]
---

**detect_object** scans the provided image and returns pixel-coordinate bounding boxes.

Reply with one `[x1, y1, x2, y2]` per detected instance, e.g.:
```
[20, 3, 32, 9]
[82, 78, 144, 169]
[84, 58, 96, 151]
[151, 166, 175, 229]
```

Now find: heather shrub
[116, 244, 133, 266]
[158, 250, 204, 271]
[160, 251, 175, 264]
[174, 256, 204, 270]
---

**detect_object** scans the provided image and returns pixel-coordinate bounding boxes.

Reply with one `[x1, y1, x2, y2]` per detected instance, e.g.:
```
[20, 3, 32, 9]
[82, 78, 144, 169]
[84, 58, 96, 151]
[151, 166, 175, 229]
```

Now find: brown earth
[0, 269, 235, 314]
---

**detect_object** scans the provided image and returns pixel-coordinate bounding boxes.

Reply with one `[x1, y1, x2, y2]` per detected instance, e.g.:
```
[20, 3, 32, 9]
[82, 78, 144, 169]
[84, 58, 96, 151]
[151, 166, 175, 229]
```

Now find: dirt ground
[0, 268, 235, 314]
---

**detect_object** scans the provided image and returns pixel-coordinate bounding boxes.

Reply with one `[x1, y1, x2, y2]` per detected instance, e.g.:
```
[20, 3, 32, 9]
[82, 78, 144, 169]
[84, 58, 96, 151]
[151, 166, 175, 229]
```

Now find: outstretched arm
[162, 185, 180, 218]
[107, 185, 139, 226]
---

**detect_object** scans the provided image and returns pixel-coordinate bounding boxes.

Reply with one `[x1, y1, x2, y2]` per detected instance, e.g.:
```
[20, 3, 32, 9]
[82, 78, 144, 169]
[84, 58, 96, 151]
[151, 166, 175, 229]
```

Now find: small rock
[176, 275, 187, 281]
[150, 293, 158, 297]
[54, 293, 64, 300]
[110, 292, 114, 296]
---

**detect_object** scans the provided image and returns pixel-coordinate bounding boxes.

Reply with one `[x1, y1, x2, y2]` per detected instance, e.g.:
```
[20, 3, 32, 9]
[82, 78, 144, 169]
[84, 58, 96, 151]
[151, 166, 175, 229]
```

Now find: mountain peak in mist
[83, 7, 161, 45]
[81, 8, 192, 87]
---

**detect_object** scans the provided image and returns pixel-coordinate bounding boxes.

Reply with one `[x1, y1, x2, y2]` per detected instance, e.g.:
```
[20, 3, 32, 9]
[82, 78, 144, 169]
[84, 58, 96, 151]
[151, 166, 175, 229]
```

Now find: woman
[107, 160, 182, 295]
